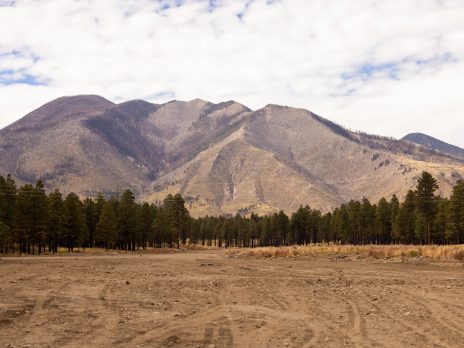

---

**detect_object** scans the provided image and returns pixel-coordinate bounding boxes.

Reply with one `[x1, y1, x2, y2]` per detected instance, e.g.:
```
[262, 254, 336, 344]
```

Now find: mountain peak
[6, 94, 114, 131]
[37, 95, 115, 113]
[263, 103, 288, 110]
[188, 98, 209, 103]
[402, 133, 464, 159]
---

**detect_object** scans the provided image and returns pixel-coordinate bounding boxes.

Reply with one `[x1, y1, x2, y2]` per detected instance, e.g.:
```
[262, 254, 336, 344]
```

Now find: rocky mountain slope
[402, 133, 464, 160]
[1, 95, 463, 216]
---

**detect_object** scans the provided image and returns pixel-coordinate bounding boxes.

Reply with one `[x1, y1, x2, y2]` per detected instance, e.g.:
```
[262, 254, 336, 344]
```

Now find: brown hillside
[1, 95, 463, 216]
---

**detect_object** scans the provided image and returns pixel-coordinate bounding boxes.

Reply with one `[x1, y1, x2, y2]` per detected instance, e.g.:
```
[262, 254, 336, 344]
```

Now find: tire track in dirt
[214, 264, 320, 347]
[217, 327, 234, 348]
[333, 270, 385, 348]
[32, 282, 71, 312]
[253, 278, 289, 311]
[200, 273, 238, 347]
[354, 287, 422, 347]
[432, 298, 464, 325]
[14, 279, 77, 347]
[273, 278, 323, 347]
[390, 287, 464, 343]
[327, 288, 383, 348]
[243, 266, 327, 347]
[267, 273, 354, 347]
[355, 286, 453, 348]
[201, 327, 214, 347]
[124, 270, 238, 347]
[30, 279, 122, 348]
[343, 297, 364, 348]
[129, 309, 234, 347]
[265, 269, 365, 347]
[40, 278, 78, 310]
[75, 283, 121, 348]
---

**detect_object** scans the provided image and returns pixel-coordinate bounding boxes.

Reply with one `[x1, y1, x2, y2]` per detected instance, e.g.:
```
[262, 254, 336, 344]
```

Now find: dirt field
[1, 250, 464, 348]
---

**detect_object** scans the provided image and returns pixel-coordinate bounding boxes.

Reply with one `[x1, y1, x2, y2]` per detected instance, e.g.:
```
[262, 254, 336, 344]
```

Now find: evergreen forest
[1, 171, 464, 254]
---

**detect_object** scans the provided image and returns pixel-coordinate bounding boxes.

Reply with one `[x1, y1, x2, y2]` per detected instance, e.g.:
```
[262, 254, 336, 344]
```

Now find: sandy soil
[1, 250, 464, 348]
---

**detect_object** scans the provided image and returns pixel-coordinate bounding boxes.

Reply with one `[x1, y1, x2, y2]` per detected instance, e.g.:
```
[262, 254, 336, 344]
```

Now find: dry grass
[182, 244, 219, 250]
[226, 244, 464, 261]
[60, 247, 185, 255]
[1, 247, 184, 257]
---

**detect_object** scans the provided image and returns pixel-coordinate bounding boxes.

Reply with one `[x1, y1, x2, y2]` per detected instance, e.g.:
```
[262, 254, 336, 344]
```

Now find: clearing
[1, 250, 463, 347]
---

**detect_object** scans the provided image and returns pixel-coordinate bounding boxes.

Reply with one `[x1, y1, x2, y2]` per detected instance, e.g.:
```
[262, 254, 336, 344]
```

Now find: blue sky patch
[0, 69, 45, 86]
[236, 0, 255, 21]
[0, 0, 15, 7]
[415, 51, 456, 67]
[207, 0, 219, 12]
[341, 52, 457, 83]
[341, 62, 400, 81]
[144, 91, 176, 100]
[154, 0, 186, 13]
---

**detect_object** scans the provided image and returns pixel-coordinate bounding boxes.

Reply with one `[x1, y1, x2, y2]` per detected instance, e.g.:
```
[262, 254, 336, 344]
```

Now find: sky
[0, 0, 464, 146]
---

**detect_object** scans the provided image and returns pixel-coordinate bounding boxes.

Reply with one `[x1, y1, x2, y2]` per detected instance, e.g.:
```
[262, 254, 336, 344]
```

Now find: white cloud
[0, 0, 464, 146]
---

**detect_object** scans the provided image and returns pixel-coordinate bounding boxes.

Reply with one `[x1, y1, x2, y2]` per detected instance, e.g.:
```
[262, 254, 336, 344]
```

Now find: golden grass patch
[226, 244, 464, 261]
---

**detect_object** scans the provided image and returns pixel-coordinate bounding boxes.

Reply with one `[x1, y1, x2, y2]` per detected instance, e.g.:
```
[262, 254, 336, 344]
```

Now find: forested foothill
[1, 171, 463, 255]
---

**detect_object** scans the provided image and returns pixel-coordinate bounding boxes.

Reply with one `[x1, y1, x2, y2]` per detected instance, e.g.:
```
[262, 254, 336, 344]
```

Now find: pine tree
[309, 209, 321, 244]
[197, 218, 207, 246]
[447, 180, 464, 243]
[390, 195, 400, 243]
[63, 193, 86, 251]
[47, 189, 64, 253]
[14, 184, 35, 254]
[347, 200, 361, 244]
[375, 197, 391, 244]
[163, 194, 190, 247]
[276, 210, 289, 245]
[135, 202, 154, 249]
[320, 212, 332, 244]
[398, 190, 416, 244]
[83, 198, 97, 248]
[269, 213, 279, 246]
[96, 201, 118, 249]
[31, 180, 48, 254]
[415, 171, 438, 244]
[249, 213, 260, 247]
[222, 218, 234, 248]
[360, 197, 375, 244]
[0, 175, 17, 229]
[291, 206, 311, 245]
[434, 197, 449, 244]
[117, 190, 137, 250]
[0, 222, 12, 254]
[153, 207, 168, 247]
[337, 204, 350, 243]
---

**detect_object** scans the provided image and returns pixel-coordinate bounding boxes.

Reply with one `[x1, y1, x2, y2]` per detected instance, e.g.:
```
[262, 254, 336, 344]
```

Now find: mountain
[1, 95, 464, 217]
[402, 133, 464, 160]
[0, 96, 251, 197]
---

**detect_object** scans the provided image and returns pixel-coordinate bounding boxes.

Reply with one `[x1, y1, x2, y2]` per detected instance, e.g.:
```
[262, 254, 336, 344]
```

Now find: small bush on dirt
[454, 249, 464, 261]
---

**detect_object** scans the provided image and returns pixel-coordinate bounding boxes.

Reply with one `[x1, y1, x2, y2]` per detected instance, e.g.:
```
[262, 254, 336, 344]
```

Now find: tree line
[0, 171, 463, 254]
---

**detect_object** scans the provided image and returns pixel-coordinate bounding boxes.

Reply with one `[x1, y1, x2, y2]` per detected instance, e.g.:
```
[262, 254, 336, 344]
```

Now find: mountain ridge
[1, 95, 463, 216]
[402, 132, 464, 160]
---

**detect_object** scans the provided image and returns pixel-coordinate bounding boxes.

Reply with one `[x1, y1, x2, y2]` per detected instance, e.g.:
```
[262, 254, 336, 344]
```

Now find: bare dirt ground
[1, 250, 464, 348]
